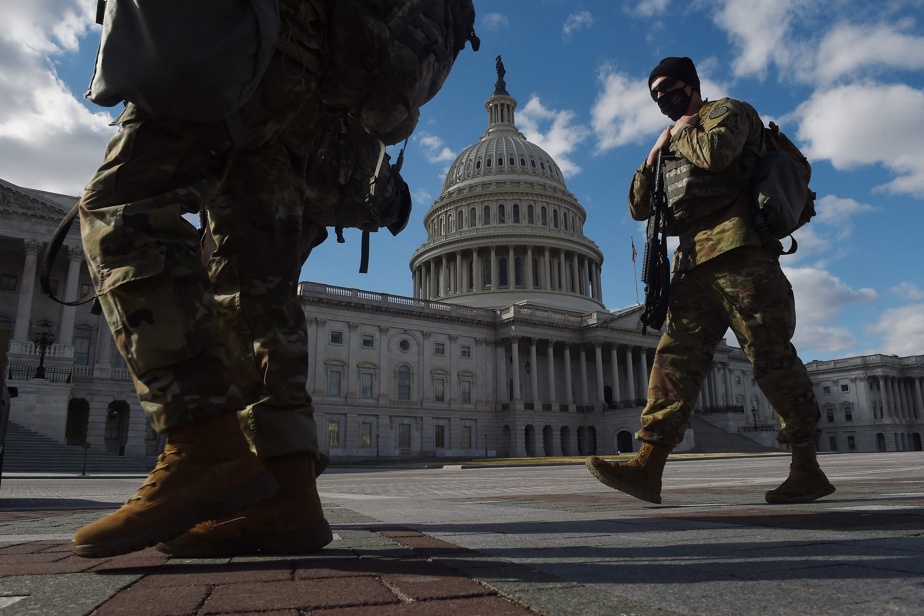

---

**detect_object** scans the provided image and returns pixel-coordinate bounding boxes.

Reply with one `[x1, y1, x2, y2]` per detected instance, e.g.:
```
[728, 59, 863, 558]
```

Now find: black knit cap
[648, 56, 700, 92]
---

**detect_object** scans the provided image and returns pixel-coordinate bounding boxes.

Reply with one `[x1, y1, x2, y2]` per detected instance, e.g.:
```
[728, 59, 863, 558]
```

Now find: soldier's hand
[647, 126, 673, 168]
[670, 113, 699, 136]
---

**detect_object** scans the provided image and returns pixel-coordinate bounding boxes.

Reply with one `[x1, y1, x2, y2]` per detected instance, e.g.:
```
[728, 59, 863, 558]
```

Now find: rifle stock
[640, 149, 670, 334]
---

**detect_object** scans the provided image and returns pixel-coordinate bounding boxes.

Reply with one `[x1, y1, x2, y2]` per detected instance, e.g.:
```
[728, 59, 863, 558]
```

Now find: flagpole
[631, 236, 639, 305]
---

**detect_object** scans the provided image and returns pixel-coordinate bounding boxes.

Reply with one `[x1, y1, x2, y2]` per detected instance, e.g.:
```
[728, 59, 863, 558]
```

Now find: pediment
[0, 178, 78, 222]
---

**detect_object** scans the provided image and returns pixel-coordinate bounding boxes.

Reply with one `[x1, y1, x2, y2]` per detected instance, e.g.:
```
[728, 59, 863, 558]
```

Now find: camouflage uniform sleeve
[671, 100, 750, 173]
[628, 160, 653, 221]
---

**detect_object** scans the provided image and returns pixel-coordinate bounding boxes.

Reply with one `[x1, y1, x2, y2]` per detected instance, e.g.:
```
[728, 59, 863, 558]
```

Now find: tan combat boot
[585, 442, 671, 504]
[765, 444, 836, 504]
[157, 452, 333, 557]
[72, 412, 276, 558]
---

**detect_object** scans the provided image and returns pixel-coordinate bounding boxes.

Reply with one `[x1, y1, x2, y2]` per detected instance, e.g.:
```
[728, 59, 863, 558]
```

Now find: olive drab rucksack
[751, 121, 817, 255]
[309, 0, 480, 271]
[320, 0, 481, 145]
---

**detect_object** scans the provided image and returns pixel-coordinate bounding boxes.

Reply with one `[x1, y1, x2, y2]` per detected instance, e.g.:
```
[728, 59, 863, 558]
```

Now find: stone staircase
[1, 421, 154, 475]
[688, 416, 779, 453]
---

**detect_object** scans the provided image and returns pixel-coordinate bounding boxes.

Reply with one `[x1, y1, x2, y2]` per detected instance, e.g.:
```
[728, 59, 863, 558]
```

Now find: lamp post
[525, 359, 531, 403]
[31, 320, 56, 380]
[751, 406, 758, 429]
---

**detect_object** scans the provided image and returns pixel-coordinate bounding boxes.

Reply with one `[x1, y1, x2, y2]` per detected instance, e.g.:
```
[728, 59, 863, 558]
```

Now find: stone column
[579, 346, 588, 405]
[429, 259, 437, 300]
[625, 347, 636, 400]
[413, 268, 420, 299]
[723, 363, 733, 407]
[526, 246, 534, 290]
[563, 343, 574, 406]
[610, 344, 620, 402]
[546, 340, 556, 405]
[543, 248, 551, 291]
[511, 336, 521, 402]
[456, 251, 463, 296]
[639, 347, 650, 400]
[559, 250, 566, 291]
[12, 239, 41, 341]
[913, 377, 924, 420]
[528, 338, 539, 404]
[572, 253, 581, 295]
[490, 247, 498, 290]
[495, 341, 506, 403]
[473, 248, 482, 291]
[58, 245, 84, 347]
[93, 312, 114, 378]
[594, 342, 605, 405]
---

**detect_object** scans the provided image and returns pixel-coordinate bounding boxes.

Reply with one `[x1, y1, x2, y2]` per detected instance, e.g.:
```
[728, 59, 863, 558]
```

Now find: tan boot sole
[765, 483, 836, 504]
[73, 469, 277, 558]
[586, 457, 662, 504]
[156, 519, 333, 558]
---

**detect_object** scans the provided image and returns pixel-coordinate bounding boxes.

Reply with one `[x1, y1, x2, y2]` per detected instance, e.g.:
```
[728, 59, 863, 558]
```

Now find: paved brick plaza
[1, 452, 923, 615]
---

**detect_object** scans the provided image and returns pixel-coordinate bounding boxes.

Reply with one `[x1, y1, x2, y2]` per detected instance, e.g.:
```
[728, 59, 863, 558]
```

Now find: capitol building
[2, 67, 922, 463]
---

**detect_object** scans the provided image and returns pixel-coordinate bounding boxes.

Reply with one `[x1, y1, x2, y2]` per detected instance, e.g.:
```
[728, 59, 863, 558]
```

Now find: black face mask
[657, 87, 691, 121]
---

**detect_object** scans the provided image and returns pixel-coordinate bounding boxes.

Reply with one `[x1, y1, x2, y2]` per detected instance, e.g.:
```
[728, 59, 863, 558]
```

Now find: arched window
[447, 213, 453, 233]
[553, 209, 559, 228]
[486, 158, 492, 168]
[541, 207, 547, 226]
[532, 257, 540, 287]
[527, 204, 534, 224]
[440, 216, 445, 235]
[514, 257, 524, 287]
[498, 257, 508, 287]
[483, 259, 492, 287]
[483, 205, 491, 225]
[470, 207, 477, 228]
[513, 204, 520, 223]
[498, 204, 506, 224]
[458, 209, 464, 229]
[397, 365, 412, 400]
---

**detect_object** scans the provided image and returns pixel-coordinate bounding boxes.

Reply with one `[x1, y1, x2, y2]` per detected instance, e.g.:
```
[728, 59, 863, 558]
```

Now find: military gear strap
[39, 203, 102, 314]
[640, 149, 671, 334]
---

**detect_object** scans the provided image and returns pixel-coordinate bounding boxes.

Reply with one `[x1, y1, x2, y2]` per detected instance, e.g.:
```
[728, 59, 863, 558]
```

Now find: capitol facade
[2, 68, 921, 463]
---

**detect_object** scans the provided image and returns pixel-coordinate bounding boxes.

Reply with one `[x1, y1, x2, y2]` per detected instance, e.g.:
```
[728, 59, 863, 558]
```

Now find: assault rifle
[640, 148, 670, 335]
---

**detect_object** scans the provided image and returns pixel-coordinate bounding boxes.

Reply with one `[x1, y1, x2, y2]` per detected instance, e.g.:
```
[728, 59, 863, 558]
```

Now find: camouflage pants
[638, 246, 822, 448]
[78, 5, 328, 458]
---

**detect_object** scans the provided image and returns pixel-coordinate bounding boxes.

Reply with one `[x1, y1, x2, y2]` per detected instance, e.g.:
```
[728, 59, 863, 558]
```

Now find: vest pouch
[86, 0, 279, 121]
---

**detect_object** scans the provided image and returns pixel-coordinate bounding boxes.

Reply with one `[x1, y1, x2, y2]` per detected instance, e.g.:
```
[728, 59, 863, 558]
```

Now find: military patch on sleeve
[708, 105, 729, 120]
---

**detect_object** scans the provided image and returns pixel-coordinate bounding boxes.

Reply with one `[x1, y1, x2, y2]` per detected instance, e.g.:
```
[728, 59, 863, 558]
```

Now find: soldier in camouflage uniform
[72, 1, 334, 558]
[586, 57, 835, 505]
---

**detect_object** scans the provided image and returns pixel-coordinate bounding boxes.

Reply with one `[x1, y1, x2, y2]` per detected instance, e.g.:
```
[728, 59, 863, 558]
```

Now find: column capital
[67, 245, 85, 262]
[23, 239, 43, 255]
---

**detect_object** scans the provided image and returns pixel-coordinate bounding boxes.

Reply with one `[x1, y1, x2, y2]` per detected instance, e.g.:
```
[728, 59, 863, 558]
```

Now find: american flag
[631, 238, 637, 262]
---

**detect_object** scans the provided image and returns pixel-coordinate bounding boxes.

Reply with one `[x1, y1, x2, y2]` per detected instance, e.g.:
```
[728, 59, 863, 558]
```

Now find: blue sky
[2, 0, 923, 362]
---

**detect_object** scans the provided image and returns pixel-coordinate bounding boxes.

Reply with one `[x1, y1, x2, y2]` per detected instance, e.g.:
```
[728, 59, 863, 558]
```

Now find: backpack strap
[40, 203, 101, 314]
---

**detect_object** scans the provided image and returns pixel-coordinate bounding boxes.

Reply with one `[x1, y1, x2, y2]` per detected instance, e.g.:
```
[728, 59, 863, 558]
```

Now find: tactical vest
[662, 99, 760, 231]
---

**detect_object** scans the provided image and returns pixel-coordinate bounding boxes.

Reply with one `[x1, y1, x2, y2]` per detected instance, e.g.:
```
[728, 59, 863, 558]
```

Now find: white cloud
[892, 282, 924, 302]
[563, 11, 594, 37]
[796, 82, 924, 195]
[792, 324, 859, 355]
[814, 21, 924, 85]
[0, 1, 116, 195]
[591, 64, 728, 153]
[591, 66, 664, 152]
[517, 95, 590, 177]
[710, 0, 807, 79]
[785, 266, 877, 327]
[416, 132, 457, 164]
[481, 13, 509, 31]
[629, 0, 670, 18]
[867, 304, 924, 356]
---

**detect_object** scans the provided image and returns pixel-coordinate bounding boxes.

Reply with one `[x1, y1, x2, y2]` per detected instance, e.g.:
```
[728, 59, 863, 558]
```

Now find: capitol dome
[409, 59, 604, 313]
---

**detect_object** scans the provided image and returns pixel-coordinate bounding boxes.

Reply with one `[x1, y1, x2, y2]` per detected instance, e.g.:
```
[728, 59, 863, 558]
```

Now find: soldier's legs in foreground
[587, 266, 728, 503]
[159, 129, 330, 559]
[723, 248, 834, 503]
[73, 114, 276, 557]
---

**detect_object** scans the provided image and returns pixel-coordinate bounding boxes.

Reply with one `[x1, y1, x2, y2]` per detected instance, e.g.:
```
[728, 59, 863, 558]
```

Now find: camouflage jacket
[629, 98, 765, 272]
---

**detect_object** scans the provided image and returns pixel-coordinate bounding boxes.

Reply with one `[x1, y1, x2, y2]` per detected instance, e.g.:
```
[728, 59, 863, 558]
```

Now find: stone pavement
[0, 451, 922, 615]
